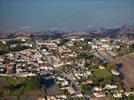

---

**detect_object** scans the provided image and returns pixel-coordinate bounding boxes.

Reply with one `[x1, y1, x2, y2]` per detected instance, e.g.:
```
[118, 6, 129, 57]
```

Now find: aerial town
[0, 30, 134, 100]
[0, 0, 134, 99]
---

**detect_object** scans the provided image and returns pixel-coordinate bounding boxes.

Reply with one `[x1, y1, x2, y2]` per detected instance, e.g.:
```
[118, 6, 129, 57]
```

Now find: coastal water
[0, 0, 134, 32]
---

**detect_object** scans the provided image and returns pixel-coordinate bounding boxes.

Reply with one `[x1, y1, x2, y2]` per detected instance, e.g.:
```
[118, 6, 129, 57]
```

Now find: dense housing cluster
[0, 36, 134, 100]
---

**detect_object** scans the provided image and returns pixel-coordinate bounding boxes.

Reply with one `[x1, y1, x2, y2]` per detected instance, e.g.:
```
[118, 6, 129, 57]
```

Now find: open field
[112, 53, 134, 88]
[93, 69, 111, 79]
[0, 76, 45, 100]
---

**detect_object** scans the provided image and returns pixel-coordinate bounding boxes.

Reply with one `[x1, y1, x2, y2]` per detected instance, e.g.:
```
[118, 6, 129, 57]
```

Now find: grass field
[0, 76, 43, 97]
[93, 69, 111, 79]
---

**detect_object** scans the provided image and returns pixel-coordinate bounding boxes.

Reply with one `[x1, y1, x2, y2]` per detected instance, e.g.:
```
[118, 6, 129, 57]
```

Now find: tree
[51, 49, 60, 57]
[128, 94, 134, 100]
[81, 84, 92, 94]
[62, 89, 68, 95]
[107, 63, 116, 70]
[129, 44, 134, 52]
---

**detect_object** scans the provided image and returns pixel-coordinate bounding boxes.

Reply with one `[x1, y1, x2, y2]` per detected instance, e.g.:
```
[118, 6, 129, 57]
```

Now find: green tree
[128, 94, 134, 100]
[129, 44, 134, 52]
[107, 63, 116, 70]
[81, 84, 92, 94]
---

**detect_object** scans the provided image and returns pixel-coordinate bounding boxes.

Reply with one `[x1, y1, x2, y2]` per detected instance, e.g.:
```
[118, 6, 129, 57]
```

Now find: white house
[111, 69, 120, 75]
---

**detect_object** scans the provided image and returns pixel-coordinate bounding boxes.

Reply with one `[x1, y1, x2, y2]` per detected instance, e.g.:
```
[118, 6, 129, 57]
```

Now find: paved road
[37, 45, 93, 100]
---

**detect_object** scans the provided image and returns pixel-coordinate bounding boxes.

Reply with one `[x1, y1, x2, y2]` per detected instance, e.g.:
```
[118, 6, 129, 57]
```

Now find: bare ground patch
[112, 53, 134, 88]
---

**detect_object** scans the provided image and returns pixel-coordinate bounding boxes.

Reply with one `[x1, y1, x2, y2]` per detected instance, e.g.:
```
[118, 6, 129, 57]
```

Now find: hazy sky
[0, 0, 134, 32]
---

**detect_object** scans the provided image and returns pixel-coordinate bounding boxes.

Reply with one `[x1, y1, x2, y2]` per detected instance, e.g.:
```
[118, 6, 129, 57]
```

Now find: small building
[94, 92, 105, 98]
[111, 69, 120, 75]
[113, 92, 122, 98]
[93, 86, 102, 92]
[104, 84, 117, 89]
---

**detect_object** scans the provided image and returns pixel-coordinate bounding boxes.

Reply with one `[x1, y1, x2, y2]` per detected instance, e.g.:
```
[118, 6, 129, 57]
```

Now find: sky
[0, 0, 134, 33]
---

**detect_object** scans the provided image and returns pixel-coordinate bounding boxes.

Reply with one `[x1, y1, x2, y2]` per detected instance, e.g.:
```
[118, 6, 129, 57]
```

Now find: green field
[93, 69, 111, 79]
[0, 76, 43, 97]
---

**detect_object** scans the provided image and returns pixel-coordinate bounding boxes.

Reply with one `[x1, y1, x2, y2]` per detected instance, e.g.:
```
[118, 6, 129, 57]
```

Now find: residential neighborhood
[0, 0, 134, 99]
[0, 36, 134, 100]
